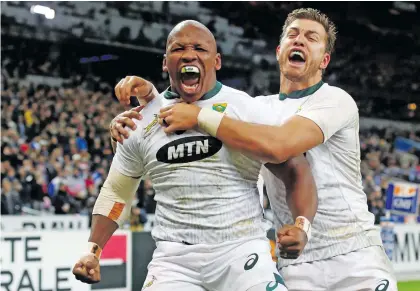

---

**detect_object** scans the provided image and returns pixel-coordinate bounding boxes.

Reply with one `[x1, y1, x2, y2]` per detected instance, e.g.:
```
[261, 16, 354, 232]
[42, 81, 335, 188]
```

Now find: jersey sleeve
[112, 130, 145, 178]
[296, 90, 358, 143]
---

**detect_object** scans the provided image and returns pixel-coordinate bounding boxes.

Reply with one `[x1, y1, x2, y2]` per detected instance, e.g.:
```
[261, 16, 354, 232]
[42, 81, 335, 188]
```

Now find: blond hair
[281, 8, 337, 54]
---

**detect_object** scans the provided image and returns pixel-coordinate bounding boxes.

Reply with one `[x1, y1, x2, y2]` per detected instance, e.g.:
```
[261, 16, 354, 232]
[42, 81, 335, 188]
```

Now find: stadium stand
[2, 1, 419, 222]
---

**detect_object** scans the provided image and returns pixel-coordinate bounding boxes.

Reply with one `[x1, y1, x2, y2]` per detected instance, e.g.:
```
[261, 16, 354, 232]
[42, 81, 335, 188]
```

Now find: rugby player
[73, 20, 317, 291]
[111, 9, 397, 291]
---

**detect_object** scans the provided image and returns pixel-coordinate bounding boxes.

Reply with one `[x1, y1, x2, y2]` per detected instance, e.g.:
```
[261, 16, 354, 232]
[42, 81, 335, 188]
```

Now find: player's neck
[279, 74, 323, 95]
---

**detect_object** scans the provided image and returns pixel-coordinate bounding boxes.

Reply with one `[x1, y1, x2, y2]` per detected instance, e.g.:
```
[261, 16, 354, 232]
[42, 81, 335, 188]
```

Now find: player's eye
[171, 48, 183, 52]
[195, 47, 206, 51]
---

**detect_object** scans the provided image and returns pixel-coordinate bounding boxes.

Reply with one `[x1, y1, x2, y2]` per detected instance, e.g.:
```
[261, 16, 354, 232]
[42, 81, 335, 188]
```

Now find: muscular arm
[264, 155, 317, 223]
[89, 215, 118, 249]
[89, 166, 141, 248]
[216, 115, 323, 164]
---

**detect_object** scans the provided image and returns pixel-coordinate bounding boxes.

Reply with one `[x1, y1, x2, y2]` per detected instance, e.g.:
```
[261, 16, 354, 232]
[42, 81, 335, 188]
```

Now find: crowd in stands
[1, 1, 419, 120]
[1, 2, 419, 227]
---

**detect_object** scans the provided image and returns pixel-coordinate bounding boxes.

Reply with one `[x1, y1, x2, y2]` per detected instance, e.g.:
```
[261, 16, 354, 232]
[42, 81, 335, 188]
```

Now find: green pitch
[398, 281, 420, 291]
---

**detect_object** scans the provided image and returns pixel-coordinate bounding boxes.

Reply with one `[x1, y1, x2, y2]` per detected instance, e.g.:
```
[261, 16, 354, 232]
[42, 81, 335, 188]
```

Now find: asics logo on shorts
[375, 279, 389, 291]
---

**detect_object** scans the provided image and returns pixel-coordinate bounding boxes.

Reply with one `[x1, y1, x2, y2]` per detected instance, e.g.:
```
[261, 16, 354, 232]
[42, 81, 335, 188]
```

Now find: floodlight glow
[30, 5, 55, 20]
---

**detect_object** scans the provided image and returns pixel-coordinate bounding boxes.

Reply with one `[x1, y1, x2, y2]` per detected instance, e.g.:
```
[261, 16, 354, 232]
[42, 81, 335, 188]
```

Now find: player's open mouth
[288, 50, 306, 66]
[180, 65, 201, 94]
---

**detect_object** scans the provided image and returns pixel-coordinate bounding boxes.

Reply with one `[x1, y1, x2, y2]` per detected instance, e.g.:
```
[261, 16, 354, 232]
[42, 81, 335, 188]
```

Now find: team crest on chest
[143, 114, 159, 138]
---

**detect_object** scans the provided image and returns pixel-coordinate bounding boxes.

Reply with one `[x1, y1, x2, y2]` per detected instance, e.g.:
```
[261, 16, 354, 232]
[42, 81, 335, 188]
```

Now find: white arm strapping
[197, 108, 224, 137]
[92, 166, 141, 226]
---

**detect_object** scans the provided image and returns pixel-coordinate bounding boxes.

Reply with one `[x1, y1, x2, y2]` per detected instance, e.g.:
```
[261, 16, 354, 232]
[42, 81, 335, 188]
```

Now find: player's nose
[181, 49, 198, 63]
[293, 34, 305, 47]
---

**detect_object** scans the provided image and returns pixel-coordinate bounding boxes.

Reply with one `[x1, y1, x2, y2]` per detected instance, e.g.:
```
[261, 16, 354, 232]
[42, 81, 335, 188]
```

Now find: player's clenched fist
[72, 253, 101, 284]
[277, 224, 308, 260]
[114, 76, 159, 106]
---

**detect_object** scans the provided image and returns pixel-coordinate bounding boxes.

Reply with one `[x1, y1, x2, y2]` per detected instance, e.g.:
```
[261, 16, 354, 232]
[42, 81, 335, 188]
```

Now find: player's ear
[162, 54, 168, 72]
[215, 53, 222, 71]
[276, 45, 281, 62]
[320, 52, 330, 70]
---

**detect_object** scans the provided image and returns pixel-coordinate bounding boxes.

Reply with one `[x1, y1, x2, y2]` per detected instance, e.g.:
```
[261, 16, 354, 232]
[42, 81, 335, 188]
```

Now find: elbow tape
[93, 166, 141, 226]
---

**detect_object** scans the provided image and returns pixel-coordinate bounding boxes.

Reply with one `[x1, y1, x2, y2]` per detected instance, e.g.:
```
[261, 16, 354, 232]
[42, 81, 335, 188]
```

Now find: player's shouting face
[277, 18, 331, 82]
[163, 21, 222, 103]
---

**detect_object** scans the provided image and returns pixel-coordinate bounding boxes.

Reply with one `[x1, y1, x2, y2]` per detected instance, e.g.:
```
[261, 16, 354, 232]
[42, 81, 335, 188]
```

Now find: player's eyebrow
[170, 42, 207, 47]
[288, 27, 321, 37]
[307, 30, 321, 37]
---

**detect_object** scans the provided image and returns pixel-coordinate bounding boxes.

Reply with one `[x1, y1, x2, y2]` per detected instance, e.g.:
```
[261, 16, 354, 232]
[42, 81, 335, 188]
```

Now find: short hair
[280, 8, 337, 54]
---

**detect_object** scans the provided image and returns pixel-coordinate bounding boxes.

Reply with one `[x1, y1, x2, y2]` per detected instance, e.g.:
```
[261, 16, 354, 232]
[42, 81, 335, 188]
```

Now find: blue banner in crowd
[385, 181, 419, 215]
[394, 136, 420, 152]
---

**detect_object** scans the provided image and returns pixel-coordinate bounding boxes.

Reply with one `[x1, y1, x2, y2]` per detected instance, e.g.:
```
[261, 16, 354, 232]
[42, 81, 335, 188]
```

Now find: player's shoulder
[219, 84, 253, 100]
[254, 94, 279, 104]
[126, 94, 165, 140]
[320, 83, 357, 107]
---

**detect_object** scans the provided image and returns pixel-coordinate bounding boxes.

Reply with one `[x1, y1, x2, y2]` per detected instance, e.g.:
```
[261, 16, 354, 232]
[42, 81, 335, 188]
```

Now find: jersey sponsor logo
[212, 103, 227, 113]
[156, 136, 222, 164]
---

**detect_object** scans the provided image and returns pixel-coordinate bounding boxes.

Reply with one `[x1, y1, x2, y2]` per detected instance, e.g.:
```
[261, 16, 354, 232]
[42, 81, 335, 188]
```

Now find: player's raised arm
[198, 91, 357, 164]
[73, 130, 144, 285]
[214, 114, 323, 164]
[156, 100, 323, 163]
[265, 155, 317, 259]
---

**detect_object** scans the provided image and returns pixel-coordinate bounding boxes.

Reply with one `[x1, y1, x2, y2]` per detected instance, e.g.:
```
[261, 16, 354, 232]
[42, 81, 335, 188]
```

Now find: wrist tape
[295, 216, 312, 241]
[197, 108, 224, 137]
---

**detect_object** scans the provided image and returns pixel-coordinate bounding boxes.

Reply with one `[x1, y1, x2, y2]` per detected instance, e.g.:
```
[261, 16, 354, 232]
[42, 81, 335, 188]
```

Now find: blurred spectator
[1, 178, 22, 214]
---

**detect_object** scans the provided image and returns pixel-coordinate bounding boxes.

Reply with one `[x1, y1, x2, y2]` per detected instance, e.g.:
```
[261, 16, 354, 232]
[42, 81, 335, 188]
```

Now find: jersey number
[244, 253, 259, 270]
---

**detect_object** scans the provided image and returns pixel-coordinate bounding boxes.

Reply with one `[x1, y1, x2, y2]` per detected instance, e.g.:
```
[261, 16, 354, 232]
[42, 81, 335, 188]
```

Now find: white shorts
[142, 236, 288, 291]
[279, 246, 397, 291]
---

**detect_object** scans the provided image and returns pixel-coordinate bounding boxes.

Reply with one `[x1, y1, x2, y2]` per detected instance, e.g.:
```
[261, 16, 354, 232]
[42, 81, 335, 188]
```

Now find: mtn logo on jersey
[156, 136, 222, 164]
[212, 103, 227, 113]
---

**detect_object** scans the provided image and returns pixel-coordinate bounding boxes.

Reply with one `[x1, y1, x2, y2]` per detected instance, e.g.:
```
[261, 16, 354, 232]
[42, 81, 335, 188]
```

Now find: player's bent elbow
[92, 167, 141, 226]
[269, 144, 294, 164]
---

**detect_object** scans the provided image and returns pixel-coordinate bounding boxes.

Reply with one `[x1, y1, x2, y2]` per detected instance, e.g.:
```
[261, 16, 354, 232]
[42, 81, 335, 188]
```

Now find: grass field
[398, 281, 420, 291]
